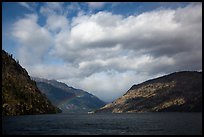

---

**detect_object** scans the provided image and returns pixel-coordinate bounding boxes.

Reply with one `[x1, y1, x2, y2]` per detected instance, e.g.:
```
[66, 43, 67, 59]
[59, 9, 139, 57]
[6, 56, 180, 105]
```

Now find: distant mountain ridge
[32, 77, 106, 113]
[95, 71, 202, 113]
[31, 77, 77, 93]
[2, 50, 61, 116]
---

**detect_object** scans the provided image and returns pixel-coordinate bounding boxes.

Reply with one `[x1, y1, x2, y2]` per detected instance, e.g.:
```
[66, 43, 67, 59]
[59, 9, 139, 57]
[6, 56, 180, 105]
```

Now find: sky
[2, 2, 202, 102]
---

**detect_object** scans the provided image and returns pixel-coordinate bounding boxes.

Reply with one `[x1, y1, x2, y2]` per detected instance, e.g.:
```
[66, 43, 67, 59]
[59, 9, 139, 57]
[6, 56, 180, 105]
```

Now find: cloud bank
[11, 3, 202, 102]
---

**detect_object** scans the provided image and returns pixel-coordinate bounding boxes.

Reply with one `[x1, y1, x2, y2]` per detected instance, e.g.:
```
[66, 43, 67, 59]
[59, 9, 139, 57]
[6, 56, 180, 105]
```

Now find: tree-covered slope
[2, 50, 61, 116]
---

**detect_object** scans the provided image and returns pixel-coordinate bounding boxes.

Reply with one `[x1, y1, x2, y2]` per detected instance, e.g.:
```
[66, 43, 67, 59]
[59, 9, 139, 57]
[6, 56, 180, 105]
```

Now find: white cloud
[40, 2, 65, 16]
[46, 14, 69, 33]
[53, 4, 201, 68]
[66, 2, 81, 12]
[68, 70, 164, 102]
[11, 3, 202, 102]
[87, 2, 106, 9]
[18, 2, 33, 11]
[26, 64, 79, 80]
[78, 71, 137, 102]
[12, 14, 53, 66]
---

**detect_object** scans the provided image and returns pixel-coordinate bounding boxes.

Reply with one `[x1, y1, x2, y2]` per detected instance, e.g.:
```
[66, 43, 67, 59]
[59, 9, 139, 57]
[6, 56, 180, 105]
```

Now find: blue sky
[2, 2, 202, 102]
[2, 2, 190, 58]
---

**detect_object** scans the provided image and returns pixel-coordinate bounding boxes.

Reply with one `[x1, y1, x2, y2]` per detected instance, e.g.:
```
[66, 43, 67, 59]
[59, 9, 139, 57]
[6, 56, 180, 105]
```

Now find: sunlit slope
[96, 71, 202, 113]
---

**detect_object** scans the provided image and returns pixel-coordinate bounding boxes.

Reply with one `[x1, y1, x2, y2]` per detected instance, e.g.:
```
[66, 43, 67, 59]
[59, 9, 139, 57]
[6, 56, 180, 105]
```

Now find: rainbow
[56, 92, 85, 106]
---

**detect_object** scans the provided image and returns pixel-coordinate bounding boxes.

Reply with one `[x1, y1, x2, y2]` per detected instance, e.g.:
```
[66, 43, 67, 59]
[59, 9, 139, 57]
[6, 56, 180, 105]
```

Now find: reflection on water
[2, 112, 202, 135]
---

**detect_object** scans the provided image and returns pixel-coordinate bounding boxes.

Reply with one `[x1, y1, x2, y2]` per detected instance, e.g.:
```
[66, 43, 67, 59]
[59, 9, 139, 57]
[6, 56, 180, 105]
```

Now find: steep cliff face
[32, 77, 106, 113]
[96, 71, 202, 113]
[2, 50, 61, 116]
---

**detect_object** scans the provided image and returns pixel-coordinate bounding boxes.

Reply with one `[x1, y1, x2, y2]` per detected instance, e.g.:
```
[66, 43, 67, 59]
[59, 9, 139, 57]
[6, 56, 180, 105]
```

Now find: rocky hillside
[95, 71, 202, 113]
[2, 50, 61, 116]
[32, 77, 106, 113]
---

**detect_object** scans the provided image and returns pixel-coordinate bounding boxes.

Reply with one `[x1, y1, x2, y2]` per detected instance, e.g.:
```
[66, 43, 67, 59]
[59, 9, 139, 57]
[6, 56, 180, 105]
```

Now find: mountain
[2, 50, 61, 116]
[32, 77, 106, 113]
[95, 71, 202, 113]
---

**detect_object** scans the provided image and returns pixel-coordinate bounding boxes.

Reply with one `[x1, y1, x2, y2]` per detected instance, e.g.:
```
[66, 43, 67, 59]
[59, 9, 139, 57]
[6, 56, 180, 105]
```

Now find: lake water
[2, 113, 202, 135]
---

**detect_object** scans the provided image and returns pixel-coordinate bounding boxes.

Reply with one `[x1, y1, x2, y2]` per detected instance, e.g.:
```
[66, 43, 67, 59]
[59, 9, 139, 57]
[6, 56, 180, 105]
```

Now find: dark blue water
[2, 113, 202, 135]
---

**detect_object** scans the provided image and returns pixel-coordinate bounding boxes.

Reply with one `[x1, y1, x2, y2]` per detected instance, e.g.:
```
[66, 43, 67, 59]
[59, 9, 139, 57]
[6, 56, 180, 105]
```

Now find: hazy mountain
[95, 71, 202, 113]
[2, 50, 61, 116]
[32, 77, 106, 113]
